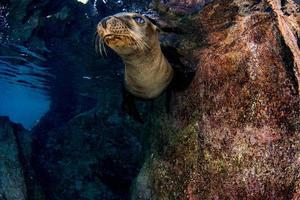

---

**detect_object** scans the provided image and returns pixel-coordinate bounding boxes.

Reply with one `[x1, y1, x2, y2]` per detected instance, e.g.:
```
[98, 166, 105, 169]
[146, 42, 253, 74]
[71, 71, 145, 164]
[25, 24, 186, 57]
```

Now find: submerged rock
[132, 0, 300, 199]
[152, 0, 212, 15]
[0, 117, 28, 200]
[32, 107, 143, 200]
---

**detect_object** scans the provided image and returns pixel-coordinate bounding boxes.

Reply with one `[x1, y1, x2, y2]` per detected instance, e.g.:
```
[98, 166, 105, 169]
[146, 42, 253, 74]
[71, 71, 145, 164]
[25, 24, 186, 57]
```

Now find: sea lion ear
[153, 24, 161, 33]
[144, 15, 183, 34]
[144, 15, 158, 25]
[144, 15, 161, 32]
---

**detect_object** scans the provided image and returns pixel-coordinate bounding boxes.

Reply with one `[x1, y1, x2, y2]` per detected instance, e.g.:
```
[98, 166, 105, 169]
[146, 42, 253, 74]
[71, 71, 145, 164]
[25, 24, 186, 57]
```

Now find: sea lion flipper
[122, 87, 144, 123]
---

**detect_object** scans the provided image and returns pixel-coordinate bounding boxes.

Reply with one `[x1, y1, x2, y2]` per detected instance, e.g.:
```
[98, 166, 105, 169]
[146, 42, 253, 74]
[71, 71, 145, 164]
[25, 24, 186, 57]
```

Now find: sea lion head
[96, 12, 159, 56]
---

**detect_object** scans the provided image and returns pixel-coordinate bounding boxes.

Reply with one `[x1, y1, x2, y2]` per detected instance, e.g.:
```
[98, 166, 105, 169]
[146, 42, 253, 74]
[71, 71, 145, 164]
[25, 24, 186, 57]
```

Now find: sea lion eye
[133, 16, 145, 24]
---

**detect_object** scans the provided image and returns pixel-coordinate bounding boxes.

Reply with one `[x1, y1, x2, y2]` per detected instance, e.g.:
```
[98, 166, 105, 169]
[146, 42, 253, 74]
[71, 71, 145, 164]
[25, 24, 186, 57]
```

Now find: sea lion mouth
[103, 34, 126, 40]
[95, 32, 137, 56]
[103, 34, 131, 45]
[96, 14, 152, 56]
[103, 34, 115, 43]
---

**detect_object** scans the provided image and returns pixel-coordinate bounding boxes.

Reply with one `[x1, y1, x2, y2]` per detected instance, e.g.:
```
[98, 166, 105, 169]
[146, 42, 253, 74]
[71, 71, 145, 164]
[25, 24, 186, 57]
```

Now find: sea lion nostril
[101, 16, 111, 29]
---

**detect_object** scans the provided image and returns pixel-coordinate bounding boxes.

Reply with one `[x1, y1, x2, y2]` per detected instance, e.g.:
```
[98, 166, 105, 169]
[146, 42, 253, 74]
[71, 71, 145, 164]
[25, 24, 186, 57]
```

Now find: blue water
[0, 81, 50, 129]
[0, 46, 52, 129]
[0, 0, 55, 129]
[0, 0, 152, 129]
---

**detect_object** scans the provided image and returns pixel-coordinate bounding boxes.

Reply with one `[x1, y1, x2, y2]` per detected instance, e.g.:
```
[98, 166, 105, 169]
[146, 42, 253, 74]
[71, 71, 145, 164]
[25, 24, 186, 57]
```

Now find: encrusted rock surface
[132, 0, 300, 199]
[153, 0, 213, 14]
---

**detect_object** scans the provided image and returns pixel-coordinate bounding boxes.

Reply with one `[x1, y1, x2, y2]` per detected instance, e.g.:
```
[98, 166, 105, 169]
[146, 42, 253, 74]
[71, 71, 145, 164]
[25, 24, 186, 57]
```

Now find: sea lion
[96, 12, 174, 99]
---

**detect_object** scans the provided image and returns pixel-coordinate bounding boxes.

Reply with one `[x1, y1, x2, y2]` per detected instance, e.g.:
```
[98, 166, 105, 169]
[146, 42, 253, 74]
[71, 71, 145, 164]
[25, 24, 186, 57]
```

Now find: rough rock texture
[33, 105, 143, 200]
[0, 117, 28, 200]
[268, 0, 300, 94]
[132, 0, 300, 199]
[152, 0, 213, 14]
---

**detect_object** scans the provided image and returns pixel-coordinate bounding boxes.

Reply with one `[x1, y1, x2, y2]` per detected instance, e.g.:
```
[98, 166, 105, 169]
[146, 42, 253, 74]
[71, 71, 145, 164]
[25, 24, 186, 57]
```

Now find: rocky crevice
[268, 0, 300, 94]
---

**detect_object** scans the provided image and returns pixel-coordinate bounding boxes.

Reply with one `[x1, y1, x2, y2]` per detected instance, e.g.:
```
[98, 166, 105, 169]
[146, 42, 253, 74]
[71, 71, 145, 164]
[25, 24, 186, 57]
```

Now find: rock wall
[132, 0, 300, 199]
[152, 0, 213, 14]
[0, 117, 28, 200]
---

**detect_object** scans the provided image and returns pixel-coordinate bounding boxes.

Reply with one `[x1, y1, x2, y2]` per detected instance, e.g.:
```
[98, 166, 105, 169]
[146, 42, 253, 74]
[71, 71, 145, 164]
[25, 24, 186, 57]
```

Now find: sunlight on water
[77, 0, 89, 4]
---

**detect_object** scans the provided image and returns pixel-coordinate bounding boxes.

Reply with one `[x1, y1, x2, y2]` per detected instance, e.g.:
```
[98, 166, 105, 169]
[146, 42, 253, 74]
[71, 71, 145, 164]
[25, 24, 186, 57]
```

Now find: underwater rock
[32, 107, 142, 200]
[0, 117, 28, 200]
[153, 0, 213, 15]
[132, 0, 300, 199]
[6, 0, 34, 41]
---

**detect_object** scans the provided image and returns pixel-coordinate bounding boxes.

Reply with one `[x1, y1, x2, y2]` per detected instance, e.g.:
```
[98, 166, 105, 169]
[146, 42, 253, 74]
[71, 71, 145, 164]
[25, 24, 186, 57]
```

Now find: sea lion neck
[122, 42, 173, 99]
[121, 43, 161, 67]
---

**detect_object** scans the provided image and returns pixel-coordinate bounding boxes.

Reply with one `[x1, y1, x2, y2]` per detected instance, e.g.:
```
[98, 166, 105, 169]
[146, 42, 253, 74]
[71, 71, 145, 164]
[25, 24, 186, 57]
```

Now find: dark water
[0, 0, 151, 129]
[0, 1, 151, 199]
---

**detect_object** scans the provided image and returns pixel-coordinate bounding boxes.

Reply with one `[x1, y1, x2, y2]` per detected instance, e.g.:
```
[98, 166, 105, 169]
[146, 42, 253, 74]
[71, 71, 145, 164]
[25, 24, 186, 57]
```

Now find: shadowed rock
[0, 117, 27, 200]
[32, 108, 142, 200]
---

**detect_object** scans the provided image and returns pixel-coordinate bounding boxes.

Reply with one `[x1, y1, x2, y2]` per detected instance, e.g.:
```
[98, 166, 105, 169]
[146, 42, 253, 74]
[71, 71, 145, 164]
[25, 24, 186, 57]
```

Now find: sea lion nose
[101, 16, 111, 29]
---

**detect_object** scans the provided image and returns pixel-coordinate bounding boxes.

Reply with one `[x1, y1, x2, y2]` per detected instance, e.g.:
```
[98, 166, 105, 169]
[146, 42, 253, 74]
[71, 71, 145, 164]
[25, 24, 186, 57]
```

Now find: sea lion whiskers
[130, 29, 149, 49]
[94, 31, 108, 57]
[100, 37, 107, 56]
[94, 31, 101, 56]
[128, 29, 149, 50]
[114, 22, 148, 50]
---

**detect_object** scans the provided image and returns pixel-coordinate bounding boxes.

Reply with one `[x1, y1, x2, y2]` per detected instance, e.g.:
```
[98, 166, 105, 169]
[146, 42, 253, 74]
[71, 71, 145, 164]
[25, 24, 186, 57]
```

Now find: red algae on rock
[152, 0, 213, 15]
[132, 0, 300, 199]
